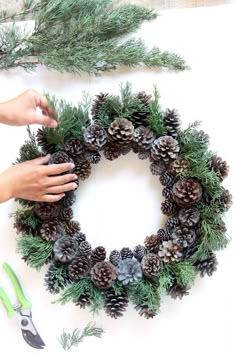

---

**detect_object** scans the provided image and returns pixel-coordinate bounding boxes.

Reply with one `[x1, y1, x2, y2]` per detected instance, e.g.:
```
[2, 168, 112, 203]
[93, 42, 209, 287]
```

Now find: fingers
[46, 182, 77, 194]
[47, 173, 78, 187]
[40, 193, 65, 203]
[46, 162, 75, 175]
[33, 90, 53, 117]
[26, 154, 51, 165]
[34, 112, 58, 128]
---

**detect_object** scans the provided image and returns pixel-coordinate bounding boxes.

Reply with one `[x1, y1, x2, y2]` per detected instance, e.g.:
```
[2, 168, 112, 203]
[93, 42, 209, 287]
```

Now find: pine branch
[147, 86, 168, 136]
[128, 279, 160, 312]
[10, 207, 42, 231]
[14, 126, 42, 164]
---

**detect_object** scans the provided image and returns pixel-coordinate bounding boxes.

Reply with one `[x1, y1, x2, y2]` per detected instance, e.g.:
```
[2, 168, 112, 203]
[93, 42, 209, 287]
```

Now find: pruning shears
[0, 262, 45, 349]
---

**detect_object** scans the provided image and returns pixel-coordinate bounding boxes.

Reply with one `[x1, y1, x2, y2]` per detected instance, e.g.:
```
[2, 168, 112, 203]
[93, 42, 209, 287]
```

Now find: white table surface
[0, 5, 235, 360]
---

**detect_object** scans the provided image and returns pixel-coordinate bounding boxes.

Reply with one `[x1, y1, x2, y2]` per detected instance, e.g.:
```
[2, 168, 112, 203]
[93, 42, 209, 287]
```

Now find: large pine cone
[173, 179, 203, 206]
[171, 226, 196, 248]
[84, 124, 108, 150]
[194, 251, 218, 277]
[68, 256, 91, 280]
[34, 202, 59, 220]
[40, 219, 64, 242]
[133, 126, 155, 150]
[53, 235, 79, 263]
[36, 128, 57, 154]
[144, 234, 162, 254]
[162, 108, 181, 138]
[108, 118, 134, 147]
[151, 136, 180, 163]
[104, 288, 128, 319]
[141, 254, 161, 279]
[134, 304, 157, 319]
[170, 157, 189, 175]
[158, 240, 183, 262]
[91, 261, 117, 289]
[74, 159, 91, 180]
[117, 258, 142, 285]
[178, 208, 200, 227]
[64, 139, 84, 158]
[209, 155, 229, 181]
[91, 246, 107, 264]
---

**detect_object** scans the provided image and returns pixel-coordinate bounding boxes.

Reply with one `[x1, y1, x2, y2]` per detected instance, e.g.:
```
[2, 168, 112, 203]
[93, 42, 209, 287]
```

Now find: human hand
[0, 89, 57, 128]
[0, 155, 78, 203]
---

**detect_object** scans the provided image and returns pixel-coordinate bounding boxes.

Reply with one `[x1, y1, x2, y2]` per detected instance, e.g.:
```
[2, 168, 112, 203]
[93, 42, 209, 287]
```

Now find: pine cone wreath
[144, 234, 162, 254]
[64, 139, 84, 158]
[91, 92, 109, 119]
[34, 202, 59, 220]
[215, 189, 233, 212]
[40, 219, 64, 242]
[194, 251, 218, 277]
[117, 258, 142, 285]
[58, 191, 76, 208]
[141, 254, 161, 279]
[165, 215, 180, 230]
[158, 240, 183, 263]
[151, 136, 180, 163]
[162, 186, 173, 200]
[103, 144, 121, 161]
[68, 256, 91, 280]
[75, 291, 91, 309]
[171, 226, 196, 248]
[167, 281, 190, 299]
[64, 220, 81, 236]
[209, 155, 229, 181]
[162, 108, 181, 138]
[134, 304, 157, 319]
[36, 128, 57, 154]
[91, 246, 107, 264]
[78, 240, 92, 256]
[170, 157, 189, 175]
[178, 208, 200, 227]
[104, 288, 128, 319]
[133, 245, 146, 261]
[120, 247, 133, 259]
[159, 171, 175, 187]
[59, 208, 74, 222]
[84, 124, 108, 150]
[53, 235, 79, 263]
[128, 111, 150, 128]
[91, 261, 117, 289]
[84, 149, 101, 164]
[108, 118, 134, 147]
[74, 159, 91, 180]
[172, 179, 203, 206]
[150, 161, 166, 176]
[161, 200, 178, 216]
[44, 263, 70, 294]
[133, 126, 155, 150]
[109, 250, 121, 266]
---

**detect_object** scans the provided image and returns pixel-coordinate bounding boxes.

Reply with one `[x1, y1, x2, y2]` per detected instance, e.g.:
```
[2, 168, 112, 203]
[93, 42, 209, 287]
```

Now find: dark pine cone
[133, 126, 155, 150]
[194, 251, 218, 277]
[91, 92, 109, 119]
[84, 124, 108, 150]
[74, 159, 91, 180]
[48, 151, 73, 167]
[73, 232, 86, 245]
[36, 127, 57, 154]
[150, 161, 166, 176]
[68, 256, 91, 280]
[109, 250, 121, 266]
[157, 228, 169, 240]
[151, 136, 180, 163]
[91, 261, 117, 289]
[144, 234, 162, 254]
[178, 207, 200, 227]
[209, 155, 229, 181]
[171, 226, 196, 248]
[59, 208, 73, 222]
[57, 191, 76, 208]
[120, 247, 133, 259]
[170, 157, 189, 175]
[64, 220, 81, 236]
[53, 235, 78, 263]
[138, 150, 150, 160]
[134, 304, 157, 319]
[162, 108, 181, 138]
[133, 245, 146, 261]
[159, 172, 175, 187]
[161, 200, 178, 216]
[173, 178, 203, 206]
[215, 189, 233, 212]
[13, 214, 34, 235]
[91, 246, 107, 264]
[165, 215, 180, 229]
[103, 144, 121, 161]
[84, 150, 101, 164]
[141, 254, 161, 279]
[78, 240, 92, 256]
[128, 111, 150, 128]
[108, 118, 134, 147]
[75, 291, 91, 309]
[40, 219, 64, 242]
[136, 91, 151, 107]
[64, 139, 84, 159]
[44, 262, 70, 294]
[104, 288, 129, 319]
[162, 186, 173, 200]
[34, 202, 59, 220]
[167, 281, 190, 299]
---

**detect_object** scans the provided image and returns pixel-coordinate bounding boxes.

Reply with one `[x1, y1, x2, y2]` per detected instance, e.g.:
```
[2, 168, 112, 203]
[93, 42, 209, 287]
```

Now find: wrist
[0, 172, 13, 203]
[0, 102, 10, 125]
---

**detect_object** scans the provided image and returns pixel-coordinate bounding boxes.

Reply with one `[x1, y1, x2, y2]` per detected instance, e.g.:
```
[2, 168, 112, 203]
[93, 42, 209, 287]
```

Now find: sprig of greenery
[58, 322, 104, 351]
[14, 126, 42, 164]
[147, 86, 168, 136]
[128, 279, 160, 312]
[10, 207, 42, 231]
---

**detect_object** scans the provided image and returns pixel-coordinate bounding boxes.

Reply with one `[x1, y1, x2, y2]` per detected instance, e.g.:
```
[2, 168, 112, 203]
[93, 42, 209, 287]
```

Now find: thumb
[33, 113, 58, 128]
[26, 154, 51, 165]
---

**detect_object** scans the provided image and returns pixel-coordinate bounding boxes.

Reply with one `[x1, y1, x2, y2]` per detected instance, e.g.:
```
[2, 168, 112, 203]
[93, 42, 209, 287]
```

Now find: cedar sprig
[10, 207, 42, 231]
[14, 126, 42, 164]
[127, 278, 160, 313]
[147, 86, 168, 136]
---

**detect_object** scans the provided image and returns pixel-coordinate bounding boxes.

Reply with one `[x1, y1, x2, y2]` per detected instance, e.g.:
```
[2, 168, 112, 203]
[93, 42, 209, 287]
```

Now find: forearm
[0, 102, 10, 125]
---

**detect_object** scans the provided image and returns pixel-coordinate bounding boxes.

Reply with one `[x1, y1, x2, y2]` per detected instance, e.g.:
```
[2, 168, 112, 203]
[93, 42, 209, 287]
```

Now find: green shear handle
[0, 287, 15, 317]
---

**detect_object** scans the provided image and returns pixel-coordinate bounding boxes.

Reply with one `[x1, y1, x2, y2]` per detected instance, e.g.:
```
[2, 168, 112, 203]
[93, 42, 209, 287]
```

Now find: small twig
[44, 109, 64, 147]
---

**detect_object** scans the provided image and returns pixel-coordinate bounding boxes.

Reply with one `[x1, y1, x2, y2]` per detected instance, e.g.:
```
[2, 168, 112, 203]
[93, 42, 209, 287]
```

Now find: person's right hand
[0, 155, 78, 203]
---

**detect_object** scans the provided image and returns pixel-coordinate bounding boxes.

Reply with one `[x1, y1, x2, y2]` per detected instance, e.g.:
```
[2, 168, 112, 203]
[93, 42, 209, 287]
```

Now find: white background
[0, 4, 235, 360]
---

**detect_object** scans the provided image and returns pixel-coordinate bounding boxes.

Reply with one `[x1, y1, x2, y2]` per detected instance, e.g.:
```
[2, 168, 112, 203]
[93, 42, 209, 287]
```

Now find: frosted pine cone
[133, 245, 146, 261]
[84, 124, 108, 150]
[108, 118, 134, 147]
[109, 250, 121, 266]
[170, 157, 189, 175]
[158, 240, 183, 262]
[84, 150, 101, 164]
[120, 247, 133, 260]
[159, 172, 175, 187]
[141, 254, 161, 279]
[151, 136, 180, 163]
[64, 139, 84, 158]
[133, 126, 155, 150]
[178, 208, 200, 227]
[171, 226, 196, 248]
[173, 179, 203, 206]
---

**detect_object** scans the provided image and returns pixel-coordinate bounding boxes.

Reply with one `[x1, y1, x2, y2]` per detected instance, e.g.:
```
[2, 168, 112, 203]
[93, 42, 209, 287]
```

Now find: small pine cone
[128, 111, 150, 128]
[144, 234, 162, 254]
[103, 144, 121, 161]
[49, 151, 73, 168]
[133, 126, 155, 150]
[104, 288, 128, 319]
[162, 186, 173, 200]
[53, 235, 79, 263]
[120, 247, 133, 260]
[215, 189, 233, 212]
[170, 157, 189, 175]
[192, 129, 210, 144]
[157, 229, 168, 240]
[165, 215, 180, 229]
[74, 159, 91, 180]
[84, 150, 101, 164]
[73, 231, 86, 244]
[34, 202, 59, 220]
[162, 108, 181, 138]
[216, 221, 227, 233]
[75, 291, 91, 309]
[68, 256, 91, 280]
[78, 240, 92, 256]
[91, 246, 107, 264]
[44, 263, 70, 294]
[151, 136, 180, 164]
[150, 161, 166, 176]
[141, 254, 161, 279]
[138, 150, 150, 160]
[194, 251, 218, 277]
[173, 179, 203, 206]
[133, 245, 146, 261]
[120, 144, 132, 155]
[36, 128, 57, 154]
[108, 118, 134, 147]
[167, 282, 190, 299]
[64, 220, 81, 236]
[136, 91, 151, 107]
[64, 139, 84, 158]
[159, 172, 175, 187]
[161, 200, 178, 216]
[171, 226, 196, 248]
[91, 261, 117, 289]
[117, 258, 143, 285]
[134, 304, 157, 319]
[58, 191, 76, 208]
[209, 155, 229, 181]
[158, 240, 183, 262]
[91, 93, 109, 119]
[84, 124, 108, 150]
[59, 208, 73, 222]
[40, 219, 64, 242]
[179, 208, 200, 227]
[13, 215, 33, 235]
[109, 250, 121, 266]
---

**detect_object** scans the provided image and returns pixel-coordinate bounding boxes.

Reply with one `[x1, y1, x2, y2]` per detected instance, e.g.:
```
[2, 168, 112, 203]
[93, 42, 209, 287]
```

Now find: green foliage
[58, 322, 104, 351]
[46, 263, 69, 294]
[16, 234, 53, 270]
[10, 207, 42, 231]
[14, 126, 42, 164]
[0, 0, 188, 74]
[128, 279, 160, 312]
[169, 261, 197, 287]
[147, 86, 168, 136]
[157, 268, 173, 294]
[14, 198, 36, 208]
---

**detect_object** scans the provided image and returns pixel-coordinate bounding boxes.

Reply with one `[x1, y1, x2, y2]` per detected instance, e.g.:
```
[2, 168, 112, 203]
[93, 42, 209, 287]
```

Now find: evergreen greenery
[0, 0, 188, 75]
[10, 207, 42, 231]
[147, 86, 168, 136]
[14, 126, 42, 164]
[128, 279, 160, 312]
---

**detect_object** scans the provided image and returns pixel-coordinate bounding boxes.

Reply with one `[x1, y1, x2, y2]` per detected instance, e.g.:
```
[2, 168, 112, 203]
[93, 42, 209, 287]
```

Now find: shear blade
[22, 330, 45, 349]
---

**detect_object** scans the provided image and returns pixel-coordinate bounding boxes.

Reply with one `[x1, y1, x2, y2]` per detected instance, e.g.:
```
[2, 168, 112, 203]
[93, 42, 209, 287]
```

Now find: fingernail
[69, 163, 75, 169]
[73, 174, 78, 179]
[51, 120, 58, 128]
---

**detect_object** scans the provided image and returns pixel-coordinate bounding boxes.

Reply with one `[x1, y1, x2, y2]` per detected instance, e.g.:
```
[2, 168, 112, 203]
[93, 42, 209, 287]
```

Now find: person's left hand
[0, 89, 58, 128]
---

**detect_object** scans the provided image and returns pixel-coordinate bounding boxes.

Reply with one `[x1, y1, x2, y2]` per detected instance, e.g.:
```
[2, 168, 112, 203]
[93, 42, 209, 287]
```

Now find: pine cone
[64, 139, 84, 158]
[64, 220, 81, 236]
[136, 91, 151, 107]
[91, 262, 117, 289]
[78, 240, 92, 256]
[165, 215, 180, 229]
[84, 150, 101, 164]
[134, 304, 157, 319]
[128, 111, 150, 128]
[158, 240, 183, 262]
[151, 136, 180, 163]
[40, 219, 64, 242]
[170, 157, 189, 175]
[53, 235, 79, 263]
[36, 128, 57, 154]
[13, 214, 34, 235]
[103, 144, 121, 160]
[133, 245, 146, 261]
[150, 161, 166, 176]
[194, 251, 218, 277]
[91, 93, 109, 119]
[141, 254, 161, 279]
[157, 228, 169, 240]
[161, 200, 178, 216]
[75, 291, 91, 309]
[59, 208, 73, 222]
[74, 159, 91, 180]
[49, 151, 73, 167]
[120, 144, 132, 155]
[91, 246, 107, 264]
[144, 234, 161, 254]
[84, 124, 108, 150]
[162, 186, 173, 200]
[215, 189, 233, 212]
[120, 247, 133, 260]
[44, 263, 70, 294]
[57, 191, 76, 208]
[178, 208, 200, 227]
[162, 108, 181, 138]
[171, 226, 196, 248]
[209, 155, 229, 181]
[68, 256, 91, 280]
[109, 250, 121, 266]
[192, 129, 210, 144]
[173, 179, 203, 206]
[167, 282, 190, 299]
[108, 118, 134, 147]
[104, 288, 128, 319]
[159, 172, 175, 187]
[34, 202, 59, 220]
[117, 258, 142, 285]
[133, 126, 155, 150]
[138, 150, 150, 160]
[73, 232, 86, 244]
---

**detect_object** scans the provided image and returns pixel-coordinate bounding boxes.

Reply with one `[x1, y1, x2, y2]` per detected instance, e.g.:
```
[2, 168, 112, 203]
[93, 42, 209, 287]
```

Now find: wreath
[13, 83, 232, 319]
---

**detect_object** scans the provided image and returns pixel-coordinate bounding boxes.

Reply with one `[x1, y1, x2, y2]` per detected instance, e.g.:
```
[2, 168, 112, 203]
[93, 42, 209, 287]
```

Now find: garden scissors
[0, 262, 45, 349]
